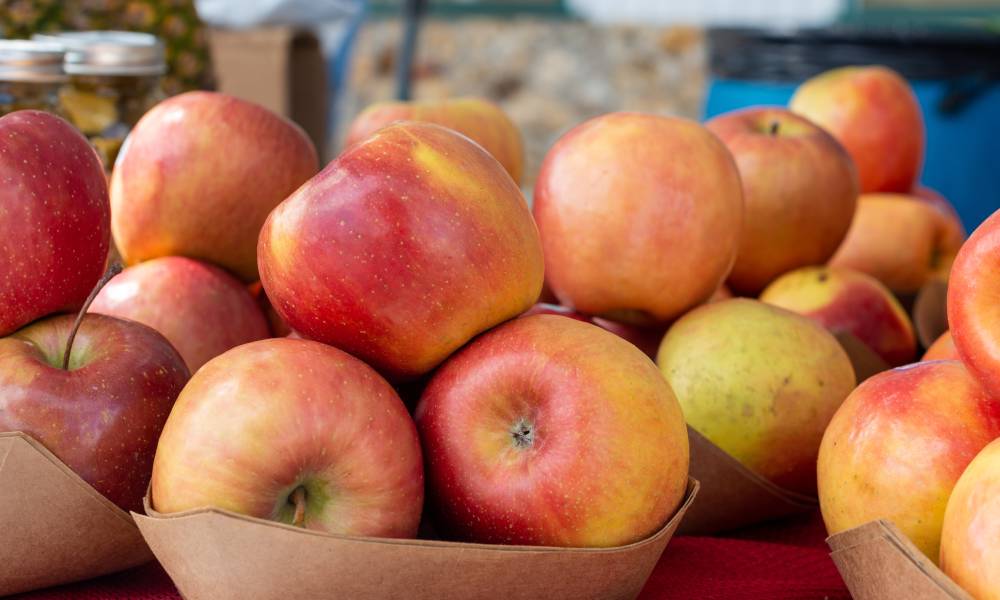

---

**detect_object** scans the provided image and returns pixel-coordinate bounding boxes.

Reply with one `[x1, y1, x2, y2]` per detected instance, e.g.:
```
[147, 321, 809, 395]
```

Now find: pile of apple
[1, 57, 998, 598]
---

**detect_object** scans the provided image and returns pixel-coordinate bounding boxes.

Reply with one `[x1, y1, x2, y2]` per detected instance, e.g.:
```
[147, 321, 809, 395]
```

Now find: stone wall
[341, 18, 706, 188]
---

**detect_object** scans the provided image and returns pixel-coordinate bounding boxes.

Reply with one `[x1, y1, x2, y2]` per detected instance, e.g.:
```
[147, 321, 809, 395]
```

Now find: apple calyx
[290, 486, 307, 527]
[769, 121, 780, 136]
[510, 418, 535, 449]
[62, 262, 123, 370]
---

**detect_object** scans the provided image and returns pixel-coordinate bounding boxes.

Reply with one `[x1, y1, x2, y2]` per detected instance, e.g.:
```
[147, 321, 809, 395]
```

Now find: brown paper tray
[834, 330, 892, 383]
[0, 432, 152, 597]
[133, 479, 699, 600]
[678, 428, 815, 535]
[912, 279, 949, 350]
[827, 519, 972, 600]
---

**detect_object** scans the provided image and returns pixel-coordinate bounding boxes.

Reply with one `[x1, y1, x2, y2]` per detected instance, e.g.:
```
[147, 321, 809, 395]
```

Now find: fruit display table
[16, 512, 849, 600]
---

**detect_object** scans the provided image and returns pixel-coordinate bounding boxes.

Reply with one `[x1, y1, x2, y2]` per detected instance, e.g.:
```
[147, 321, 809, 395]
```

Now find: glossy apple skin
[0, 110, 110, 336]
[259, 122, 543, 380]
[110, 91, 319, 282]
[761, 266, 916, 366]
[790, 66, 924, 193]
[829, 193, 961, 295]
[344, 97, 524, 184]
[0, 314, 189, 512]
[923, 330, 958, 362]
[521, 303, 665, 359]
[534, 112, 743, 326]
[706, 107, 858, 294]
[416, 315, 689, 547]
[948, 209, 1000, 399]
[940, 438, 1000, 600]
[152, 339, 424, 537]
[657, 298, 855, 496]
[90, 257, 270, 372]
[818, 360, 1000, 563]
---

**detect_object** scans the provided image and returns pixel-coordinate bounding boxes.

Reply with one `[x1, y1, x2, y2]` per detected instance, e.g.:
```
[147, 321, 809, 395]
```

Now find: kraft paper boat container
[827, 519, 973, 600]
[133, 479, 699, 600]
[678, 330, 890, 535]
[912, 279, 949, 351]
[0, 432, 153, 596]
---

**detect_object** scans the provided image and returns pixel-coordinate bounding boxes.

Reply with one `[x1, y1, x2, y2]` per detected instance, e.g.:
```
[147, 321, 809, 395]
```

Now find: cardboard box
[0, 432, 152, 597]
[133, 480, 699, 600]
[209, 27, 330, 159]
[827, 519, 973, 600]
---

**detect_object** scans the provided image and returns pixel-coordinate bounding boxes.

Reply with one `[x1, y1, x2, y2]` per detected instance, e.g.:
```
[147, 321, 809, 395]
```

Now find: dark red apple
[0, 311, 190, 511]
[0, 110, 110, 336]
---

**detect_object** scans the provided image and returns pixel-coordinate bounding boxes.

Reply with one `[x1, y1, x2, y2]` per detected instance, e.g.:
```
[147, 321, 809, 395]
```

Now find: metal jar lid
[0, 39, 66, 83]
[33, 31, 166, 77]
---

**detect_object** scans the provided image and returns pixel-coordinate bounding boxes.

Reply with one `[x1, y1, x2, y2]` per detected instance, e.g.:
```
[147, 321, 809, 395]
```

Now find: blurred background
[1, 0, 998, 225]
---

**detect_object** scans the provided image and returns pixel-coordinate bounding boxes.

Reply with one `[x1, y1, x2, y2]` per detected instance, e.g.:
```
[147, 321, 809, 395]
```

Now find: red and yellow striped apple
[151, 338, 424, 537]
[940, 438, 1000, 600]
[90, 257, 270, 372]
[111, 91, 319, 282]
[0, 313, 189, 511]
[790, 65, 923, 194]
[761, 266, 916, 366]
[259, 122, 543, 380]
[415, 315, 689, 547]
[344, 97, 524, 184]
[0, 110, 109, 336]
[534, 112, 743, 325]
[706, 107, 858, 294]
[818, 360, 1000, 563]
[657, 299, 855, 495]
[829, 193, 962, 294]
[948, 208, 1000, 399]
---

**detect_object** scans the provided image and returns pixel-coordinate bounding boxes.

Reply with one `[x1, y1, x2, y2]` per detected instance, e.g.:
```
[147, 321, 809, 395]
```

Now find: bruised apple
[259, 122, 543, 380]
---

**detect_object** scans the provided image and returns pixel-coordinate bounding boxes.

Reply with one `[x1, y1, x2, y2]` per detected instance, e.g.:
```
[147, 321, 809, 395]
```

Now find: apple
[829, 193, 961, 295]
[922, 330, 958, 362]
[89, 257, 270, 372]
[344, 97, 524, 184]
[948, 208, 1000, 399]
[110, 91, 319, 282]
[706, 107, 858, 294]
[818, 360, 1000, 563]
[521, 303, 665, 359]
[247, 282, 292, 338]
[0, 110, 109, 336]
[151, 338, 424, 537]
[533, 112, 743, 325]
[940, 438, 1000, 600]
[0, 308, 189, 512]
[415, 314, 689, 547]
[259, 122, 543, 380]
[790, 65, 924, 193]
[760, 266, 916, 366]
[657, 298, 855, 495]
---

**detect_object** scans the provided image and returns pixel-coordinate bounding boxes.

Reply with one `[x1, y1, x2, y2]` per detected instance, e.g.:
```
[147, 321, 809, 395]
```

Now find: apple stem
[61, 262, 122, 370]
[769, 121, 780, 136]
[291, 486, 307, 528]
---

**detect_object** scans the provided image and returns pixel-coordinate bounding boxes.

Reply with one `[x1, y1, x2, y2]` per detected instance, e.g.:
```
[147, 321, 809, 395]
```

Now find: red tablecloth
[15, 511, 849, 600]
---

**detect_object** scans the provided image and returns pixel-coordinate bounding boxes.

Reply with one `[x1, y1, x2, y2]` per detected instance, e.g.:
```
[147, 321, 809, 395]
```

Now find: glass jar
[0, 40, 66, 116]
[34, 31, 166, 169]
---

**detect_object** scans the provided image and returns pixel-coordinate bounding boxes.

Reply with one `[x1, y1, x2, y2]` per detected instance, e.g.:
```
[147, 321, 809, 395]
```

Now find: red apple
[248, 282, 292, 338]
[818, 360, 1000, 563]
[344, 97, 524, 184]
[152, 338, 424, 537]
[533, 112, 743, 325]
[259, 122, 543, 380]
[111, 91, 319, 282]
[0, 110, 109, 336]
[706, 107, 858, 294]
[790, 65, 924, 194]
[521, 303, 665, 358]
[415, 315, 689, 547]
[948, 208, 1000, 399]
[760, 266, 916, 366]
[923, 330, 958, 362]
[940, 438, 1000, 600]
[89, 257, 270, 372]
[0, 313, 189, 511]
